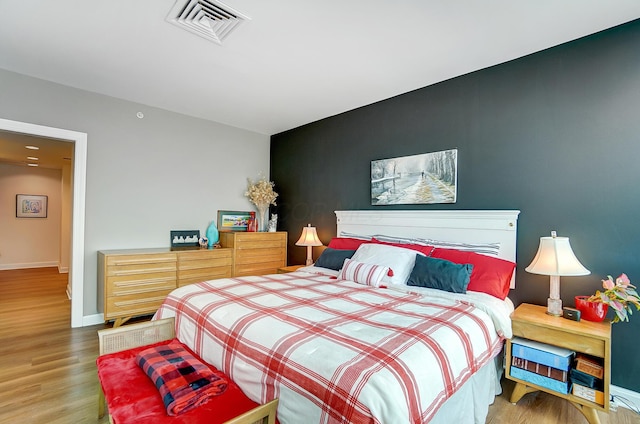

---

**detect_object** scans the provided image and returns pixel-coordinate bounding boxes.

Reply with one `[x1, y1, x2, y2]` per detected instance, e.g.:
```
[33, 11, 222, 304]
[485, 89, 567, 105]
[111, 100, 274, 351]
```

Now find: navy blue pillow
[407, 254, 473, 294]
[314, 248, 356, 271]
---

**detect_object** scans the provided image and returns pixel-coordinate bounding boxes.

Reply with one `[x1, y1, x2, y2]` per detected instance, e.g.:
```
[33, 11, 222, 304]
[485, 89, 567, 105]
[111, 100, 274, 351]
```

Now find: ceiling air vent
[166, 0, 250, 45]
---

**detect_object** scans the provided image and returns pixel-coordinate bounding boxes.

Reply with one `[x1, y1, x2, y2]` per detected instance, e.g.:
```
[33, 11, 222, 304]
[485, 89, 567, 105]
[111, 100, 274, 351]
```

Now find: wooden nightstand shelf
[277, 265, 305, 273]
[506, 303, 611, 424]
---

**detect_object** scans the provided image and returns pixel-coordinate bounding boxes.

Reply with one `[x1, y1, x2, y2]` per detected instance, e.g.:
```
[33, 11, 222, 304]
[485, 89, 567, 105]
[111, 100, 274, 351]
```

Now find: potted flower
[245, 176, 278, 232]
[575, 273, 640, 323]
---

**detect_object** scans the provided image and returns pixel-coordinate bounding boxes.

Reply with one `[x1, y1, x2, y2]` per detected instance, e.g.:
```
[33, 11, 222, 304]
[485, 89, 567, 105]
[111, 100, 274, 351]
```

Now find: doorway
[0, 118, 86, 327]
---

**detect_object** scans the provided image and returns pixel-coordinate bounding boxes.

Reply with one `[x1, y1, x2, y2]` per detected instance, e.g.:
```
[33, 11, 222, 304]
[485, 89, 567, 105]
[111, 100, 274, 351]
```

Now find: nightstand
[277, 265, 305, 273]
[506, 303, 611, 424]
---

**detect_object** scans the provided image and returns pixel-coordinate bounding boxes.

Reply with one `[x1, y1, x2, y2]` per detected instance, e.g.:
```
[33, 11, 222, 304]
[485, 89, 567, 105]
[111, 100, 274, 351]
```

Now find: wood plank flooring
[0, 267, 638, 423]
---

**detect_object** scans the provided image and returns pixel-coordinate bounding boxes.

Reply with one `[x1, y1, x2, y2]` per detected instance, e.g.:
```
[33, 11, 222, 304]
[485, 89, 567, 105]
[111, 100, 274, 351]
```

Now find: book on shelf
[510, 366, 570, 394]
[569, 368, 603, 391]
[574, 353, 604, 379]
[511, 356, 568, 382]
[510, 337, 574, 371]
[572, 384, 605, 405]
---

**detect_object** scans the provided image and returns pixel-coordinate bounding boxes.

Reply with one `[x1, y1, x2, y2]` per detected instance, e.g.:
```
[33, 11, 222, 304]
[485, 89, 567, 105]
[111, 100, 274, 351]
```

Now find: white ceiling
[1, 0, 640, 140]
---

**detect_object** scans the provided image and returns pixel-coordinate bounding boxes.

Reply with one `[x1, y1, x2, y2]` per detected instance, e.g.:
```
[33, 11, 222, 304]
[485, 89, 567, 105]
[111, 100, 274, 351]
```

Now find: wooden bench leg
[222, 398, 279, 424]
[98, 382, 107, 419]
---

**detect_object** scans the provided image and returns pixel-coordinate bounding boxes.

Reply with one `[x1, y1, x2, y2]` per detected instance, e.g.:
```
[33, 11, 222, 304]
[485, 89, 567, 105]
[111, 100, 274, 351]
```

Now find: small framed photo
[217, 210, 251, 232]
[170, 230, 200, 249]
[16, 194, 48, 218]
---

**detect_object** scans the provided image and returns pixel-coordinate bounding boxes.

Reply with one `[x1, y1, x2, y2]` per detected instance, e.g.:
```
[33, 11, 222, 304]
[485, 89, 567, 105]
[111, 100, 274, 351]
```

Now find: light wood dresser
[219, 231, 287, 277]
[98, 247, 232, 327]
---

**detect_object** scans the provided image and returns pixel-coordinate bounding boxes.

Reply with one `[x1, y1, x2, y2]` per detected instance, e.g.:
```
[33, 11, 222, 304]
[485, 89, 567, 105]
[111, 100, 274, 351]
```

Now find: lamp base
[305, 246, 313, 266]
[547, 297, 563, 316]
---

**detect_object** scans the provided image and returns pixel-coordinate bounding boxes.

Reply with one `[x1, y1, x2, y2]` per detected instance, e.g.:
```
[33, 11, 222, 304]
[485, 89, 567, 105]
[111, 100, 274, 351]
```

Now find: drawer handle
[113, 278, 174, 287]
[111, 267, 175, 276]
[113, 296, 167, 307]
[110, 257, 176, 265]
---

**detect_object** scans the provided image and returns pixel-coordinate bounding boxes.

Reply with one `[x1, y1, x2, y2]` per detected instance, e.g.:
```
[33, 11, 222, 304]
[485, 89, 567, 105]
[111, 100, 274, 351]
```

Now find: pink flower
[617, 273, 630, 286]
[602, 276, 615, 290]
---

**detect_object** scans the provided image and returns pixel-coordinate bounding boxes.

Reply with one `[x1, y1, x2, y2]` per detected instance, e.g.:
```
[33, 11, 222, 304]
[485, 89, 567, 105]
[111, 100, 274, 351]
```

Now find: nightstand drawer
[512, 320, 606, 357]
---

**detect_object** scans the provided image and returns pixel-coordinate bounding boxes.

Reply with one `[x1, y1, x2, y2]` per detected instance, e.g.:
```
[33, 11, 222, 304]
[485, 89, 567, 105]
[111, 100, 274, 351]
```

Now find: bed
[154, 210, 520, 423]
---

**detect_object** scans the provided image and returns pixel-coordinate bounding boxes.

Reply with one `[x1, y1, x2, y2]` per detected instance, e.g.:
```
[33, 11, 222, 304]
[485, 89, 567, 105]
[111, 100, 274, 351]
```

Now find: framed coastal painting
[217, 210, 251, 231]
[371, 149, 457, 205]
[16, 194, 48, 218]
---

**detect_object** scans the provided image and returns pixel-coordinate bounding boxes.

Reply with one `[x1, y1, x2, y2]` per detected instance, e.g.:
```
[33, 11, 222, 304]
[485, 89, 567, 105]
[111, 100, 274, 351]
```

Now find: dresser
[219, 231, 287, 277]
[98, 247, 232, 327]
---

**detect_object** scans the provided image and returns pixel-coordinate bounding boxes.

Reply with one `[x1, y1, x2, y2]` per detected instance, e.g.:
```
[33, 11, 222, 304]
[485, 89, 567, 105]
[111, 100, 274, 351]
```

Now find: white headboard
[335, 210, 520, 287]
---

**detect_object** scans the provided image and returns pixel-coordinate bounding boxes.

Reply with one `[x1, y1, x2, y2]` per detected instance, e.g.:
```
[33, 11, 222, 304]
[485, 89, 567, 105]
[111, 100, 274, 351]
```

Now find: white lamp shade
[295, 225, 323, 247]
[525, 235, 590, 276]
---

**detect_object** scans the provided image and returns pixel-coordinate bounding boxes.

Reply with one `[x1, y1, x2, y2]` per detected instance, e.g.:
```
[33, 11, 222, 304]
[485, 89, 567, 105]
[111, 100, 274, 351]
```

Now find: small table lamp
[525, 231, 590, 316]
[295, 224, 323, 266]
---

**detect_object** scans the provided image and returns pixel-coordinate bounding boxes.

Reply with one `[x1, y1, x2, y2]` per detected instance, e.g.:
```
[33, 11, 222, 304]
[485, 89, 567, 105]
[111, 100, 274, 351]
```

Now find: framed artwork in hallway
[16, 194, 48, 218]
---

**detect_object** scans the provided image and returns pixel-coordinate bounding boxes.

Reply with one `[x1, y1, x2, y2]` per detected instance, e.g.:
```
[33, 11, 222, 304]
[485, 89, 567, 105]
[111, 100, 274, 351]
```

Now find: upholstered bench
[97, 318, 278, 424]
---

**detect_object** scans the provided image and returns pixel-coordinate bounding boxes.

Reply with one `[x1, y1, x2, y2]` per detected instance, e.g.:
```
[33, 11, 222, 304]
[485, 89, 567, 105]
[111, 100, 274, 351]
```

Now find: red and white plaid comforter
[154, 271, 504, 424]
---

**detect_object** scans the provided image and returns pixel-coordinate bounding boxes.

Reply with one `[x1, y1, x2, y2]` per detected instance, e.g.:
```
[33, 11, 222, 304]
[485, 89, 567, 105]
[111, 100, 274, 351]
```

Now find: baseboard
[82, 313, 104, 327]
[611, 384, 640, 411]
[0, 261, 58, 270]
[58, 265, 69, 273]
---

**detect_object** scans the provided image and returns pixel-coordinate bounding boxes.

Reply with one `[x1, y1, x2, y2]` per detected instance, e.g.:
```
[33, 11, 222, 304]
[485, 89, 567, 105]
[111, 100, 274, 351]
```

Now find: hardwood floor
[0, 267, 638, 423]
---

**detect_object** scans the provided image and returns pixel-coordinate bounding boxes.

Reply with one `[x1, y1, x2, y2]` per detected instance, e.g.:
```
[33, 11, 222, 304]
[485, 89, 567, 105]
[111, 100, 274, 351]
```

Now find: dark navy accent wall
[271, 19, 640, 391]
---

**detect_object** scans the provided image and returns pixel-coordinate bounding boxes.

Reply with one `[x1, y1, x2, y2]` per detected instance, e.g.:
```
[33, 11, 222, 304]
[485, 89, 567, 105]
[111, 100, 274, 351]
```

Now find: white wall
[59, 162, 71, 274]
[0, 164, 62, 269]
[0, 68, 271, 319]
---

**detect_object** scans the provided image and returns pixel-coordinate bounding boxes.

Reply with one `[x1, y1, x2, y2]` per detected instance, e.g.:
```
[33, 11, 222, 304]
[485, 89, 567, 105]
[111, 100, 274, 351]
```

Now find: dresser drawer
[105, 252, 177, 267]
[178, 267, 232, 286]
[104, 289, 174, 320]
[106, 271, 177, 297]
[235, 247, 285, 263]
[178, 256, 232, 271]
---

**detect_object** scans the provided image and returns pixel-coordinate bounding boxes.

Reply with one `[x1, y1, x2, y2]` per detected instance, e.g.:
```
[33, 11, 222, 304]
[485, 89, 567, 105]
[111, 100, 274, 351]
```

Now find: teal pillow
[407, 255, 473, 294]
[315, 248, 356, 271]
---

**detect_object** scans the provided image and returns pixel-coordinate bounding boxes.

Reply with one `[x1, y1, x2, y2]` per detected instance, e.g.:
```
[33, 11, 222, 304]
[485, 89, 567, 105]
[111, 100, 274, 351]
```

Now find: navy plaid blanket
[136, 340, 228, 416]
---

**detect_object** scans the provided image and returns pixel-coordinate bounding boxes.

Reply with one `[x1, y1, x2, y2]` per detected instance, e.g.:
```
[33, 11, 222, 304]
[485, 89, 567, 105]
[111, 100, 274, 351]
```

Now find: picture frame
[170, 230, 200, 248]
[16, 194, 48, 218]
[371, 149, 458, 205]
[217, 210, 252, 232]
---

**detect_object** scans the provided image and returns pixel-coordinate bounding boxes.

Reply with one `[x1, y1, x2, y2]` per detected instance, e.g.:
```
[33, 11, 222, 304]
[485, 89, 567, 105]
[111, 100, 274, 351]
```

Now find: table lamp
[525, 231, 590, 316]
[296, 224, 323, 266]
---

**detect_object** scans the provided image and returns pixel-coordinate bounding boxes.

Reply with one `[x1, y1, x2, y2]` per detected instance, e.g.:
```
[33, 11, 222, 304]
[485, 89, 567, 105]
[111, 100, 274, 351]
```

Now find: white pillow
[337, 259, 389, 288]
[351, 243, 420, 285]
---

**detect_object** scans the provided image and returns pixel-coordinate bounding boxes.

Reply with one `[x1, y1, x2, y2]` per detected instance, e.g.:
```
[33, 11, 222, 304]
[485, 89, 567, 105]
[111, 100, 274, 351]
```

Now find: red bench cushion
[97, 339, 259, 424]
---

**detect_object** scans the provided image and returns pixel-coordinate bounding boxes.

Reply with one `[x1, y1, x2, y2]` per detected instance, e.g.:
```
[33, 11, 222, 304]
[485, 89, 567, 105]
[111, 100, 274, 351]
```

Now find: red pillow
[370, 238, 435, 256]
[327, 237, 369, 250]
[430, 248, 515, 300]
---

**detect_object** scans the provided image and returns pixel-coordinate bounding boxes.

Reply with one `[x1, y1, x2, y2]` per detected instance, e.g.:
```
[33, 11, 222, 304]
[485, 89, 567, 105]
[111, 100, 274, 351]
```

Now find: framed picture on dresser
[217, 210, 251, 232]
